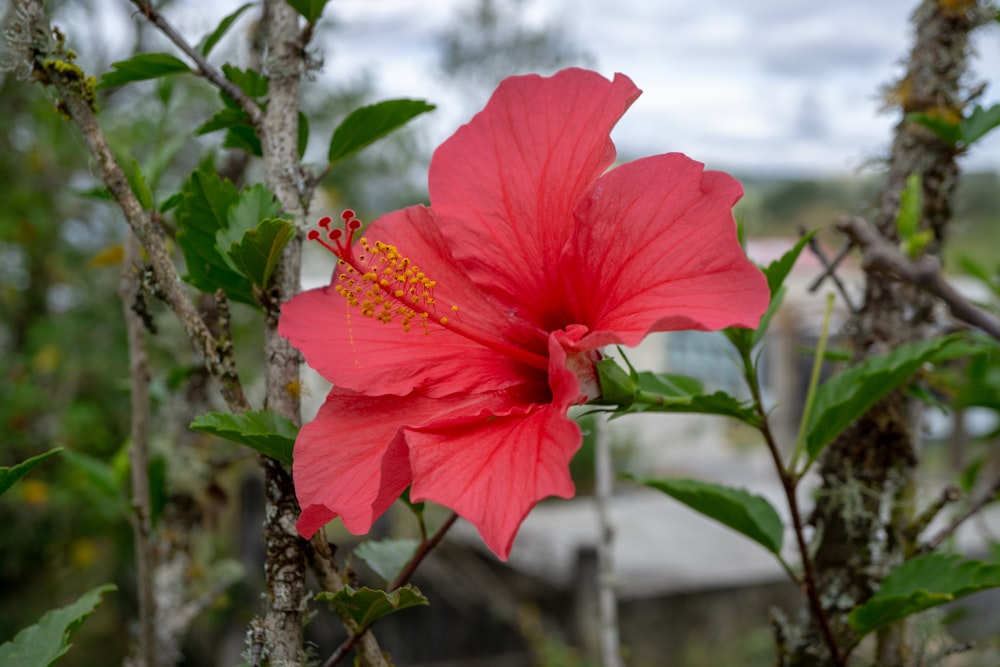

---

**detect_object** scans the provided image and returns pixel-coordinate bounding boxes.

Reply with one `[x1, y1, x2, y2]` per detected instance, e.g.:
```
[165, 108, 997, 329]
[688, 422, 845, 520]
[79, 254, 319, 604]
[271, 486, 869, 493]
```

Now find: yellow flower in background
[19, 478, 49, 506]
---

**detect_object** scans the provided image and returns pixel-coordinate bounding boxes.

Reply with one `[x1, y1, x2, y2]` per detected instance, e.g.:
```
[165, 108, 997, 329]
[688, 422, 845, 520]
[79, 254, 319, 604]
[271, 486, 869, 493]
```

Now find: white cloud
[77, 0, 1000, 175]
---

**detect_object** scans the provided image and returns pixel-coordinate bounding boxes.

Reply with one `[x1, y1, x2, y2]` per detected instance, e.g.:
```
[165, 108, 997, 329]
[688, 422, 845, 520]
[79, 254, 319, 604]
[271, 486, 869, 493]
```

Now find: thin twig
[306, 533, 390, 667]
[804, 230, 858, 313]
[837, 215, 1000, 341]
[904, 485, 960, 553]
[321, 513, 459, 667]
[920, 478, 1000, 554]
[388, 512, 458, 591]
[807, 240, 851, 292]
[129, 0, 263, 126]
[24, 2, 250, 413]
[592, 415, 623, 667]
[120, 231, 156, 667]
[744, 355, 846, 667]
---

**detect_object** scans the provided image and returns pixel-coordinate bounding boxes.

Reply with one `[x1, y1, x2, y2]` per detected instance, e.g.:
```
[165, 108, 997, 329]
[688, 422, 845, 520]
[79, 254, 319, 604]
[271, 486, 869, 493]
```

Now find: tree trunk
[784, 2, 986, 665]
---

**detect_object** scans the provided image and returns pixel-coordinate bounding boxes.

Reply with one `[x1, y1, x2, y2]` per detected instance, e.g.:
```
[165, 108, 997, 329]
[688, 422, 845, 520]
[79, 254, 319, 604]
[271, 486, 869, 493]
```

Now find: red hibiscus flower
[279, 68, 769, 559]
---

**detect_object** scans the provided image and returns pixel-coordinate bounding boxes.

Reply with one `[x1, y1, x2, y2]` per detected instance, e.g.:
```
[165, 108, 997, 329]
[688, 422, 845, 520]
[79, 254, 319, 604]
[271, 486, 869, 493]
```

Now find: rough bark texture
[258, 2, 309, 664]
[785, 2, 986, 665]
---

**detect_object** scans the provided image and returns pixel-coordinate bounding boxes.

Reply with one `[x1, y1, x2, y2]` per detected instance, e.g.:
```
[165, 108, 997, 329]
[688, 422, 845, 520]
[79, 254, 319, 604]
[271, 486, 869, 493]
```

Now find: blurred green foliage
[3, 2, 999, 666]
[736, 170, 1000, 267]
[0, 67, 131, 660]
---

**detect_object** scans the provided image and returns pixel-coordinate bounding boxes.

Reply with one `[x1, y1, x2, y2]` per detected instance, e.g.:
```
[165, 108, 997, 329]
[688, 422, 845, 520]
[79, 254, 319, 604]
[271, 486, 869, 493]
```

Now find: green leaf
[199, 3, 253, 57]
[0, 449, 61, 498]
[354, 539, 419, 584]
[126, 159, 154, 211]
[328, 99, 435, 165]
[957, 254, 1000, 299]
[897, 173, 932, 257]
[316, 585, 428, 628]
[96, 53, 190, 90]
[625, 372, 761, 426]
[750, 231, 817, 348]
[902, 230, 934, 258]
[73, 186, 113, 201]
[400, 486, 425, 520]
[298, 111, 310, 159]
[895, 173, 934, 258]
[286, 0, 330, 23]
[216, 184, 283, 270]
[763, 231, 817, 298]
[723, 325, 754, 357]
[907, 111, 962, 146]
[195, 107, 261, 157]
[177, 165, 239, 239]
[159, 191, 184, 214]
[156, 77, 175, 107]
[910, 104, 1000, 149]
[751, 285, 786, 349]
[222, 64, 268, 99]
[193, 66, 267, 156]
[804, 335, 960, 463]
[0, 584, 116, 667]
[227, 218, 295, 288]
[189, 410, 298, 465]
[631, 476, 784, 554]
[62, 450, 123, 503]
[175, 167, 256, 305]
[960, 103, 1000, 147]
[196, 107, 249, 136]
[637, 371, 705, 397]
[848, 554, 1000, 636]
[896, 173, 922, 242]
[594, 358, 639, 406]
[959, 455, 984, 495]
[221, 124, 262, 156]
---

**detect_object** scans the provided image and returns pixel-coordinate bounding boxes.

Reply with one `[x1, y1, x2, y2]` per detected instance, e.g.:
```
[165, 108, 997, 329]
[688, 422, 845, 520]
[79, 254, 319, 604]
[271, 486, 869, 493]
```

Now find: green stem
[739, 327, 846, 667]
[790, 292, 836, 474]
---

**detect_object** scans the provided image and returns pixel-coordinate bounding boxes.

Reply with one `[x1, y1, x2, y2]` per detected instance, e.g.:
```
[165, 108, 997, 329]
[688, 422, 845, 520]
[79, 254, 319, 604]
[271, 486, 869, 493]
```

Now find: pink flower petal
[294, 389, 414, 538]
[280, 206, 548, 397]
[406, 404, 580, 560]
[428, 68, 641, 324]
[294, 387, 534, 539]
[406, 330, 587, 559]
[563, 153, 769, 348]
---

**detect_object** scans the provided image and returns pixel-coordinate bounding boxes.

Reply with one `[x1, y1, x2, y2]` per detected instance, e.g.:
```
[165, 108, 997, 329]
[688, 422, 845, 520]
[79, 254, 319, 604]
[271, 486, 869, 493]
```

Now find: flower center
[566, 348, 602, 403]
[307, 212, 551, 371]
[309, 211, 452, 334]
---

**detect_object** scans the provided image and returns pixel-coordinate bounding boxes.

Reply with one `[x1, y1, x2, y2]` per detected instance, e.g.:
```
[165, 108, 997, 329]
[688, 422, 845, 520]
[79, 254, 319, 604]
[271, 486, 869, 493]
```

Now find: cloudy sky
[92, 0, 1000, 177]
[323, 0, 1000, 176]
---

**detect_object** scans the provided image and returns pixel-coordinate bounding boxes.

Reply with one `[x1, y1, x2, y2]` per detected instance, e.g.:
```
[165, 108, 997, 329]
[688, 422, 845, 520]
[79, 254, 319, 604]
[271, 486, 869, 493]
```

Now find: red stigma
[308, 211, 362, 261]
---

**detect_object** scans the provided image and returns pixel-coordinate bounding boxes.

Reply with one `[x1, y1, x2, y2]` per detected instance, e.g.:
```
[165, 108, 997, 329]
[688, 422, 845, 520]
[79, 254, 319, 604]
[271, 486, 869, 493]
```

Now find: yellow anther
[328, 228, 459, 336]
